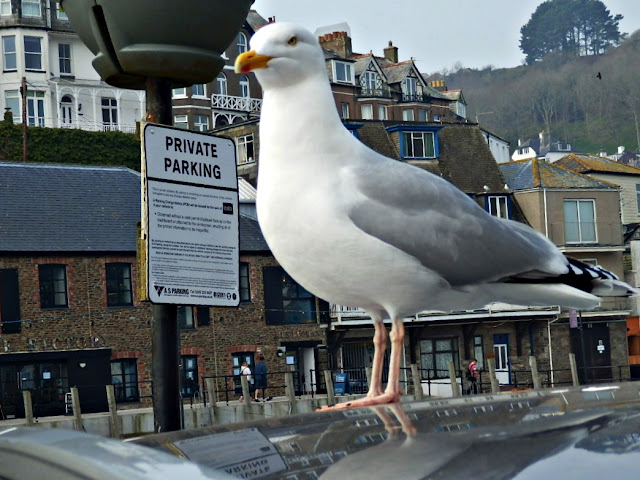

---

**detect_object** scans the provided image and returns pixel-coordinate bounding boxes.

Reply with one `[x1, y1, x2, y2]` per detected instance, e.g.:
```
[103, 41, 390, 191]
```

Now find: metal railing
[211, 93, 262, 113]
[59, 122, 137, 134]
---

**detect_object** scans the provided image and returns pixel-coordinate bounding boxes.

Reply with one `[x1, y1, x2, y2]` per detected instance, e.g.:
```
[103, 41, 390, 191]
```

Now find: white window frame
[58, 43, 72, 75]
[21, 0, 40, 17]
[402, 131, 435, 159]
[3, 35, 16, 71]
[488, 196, 509, 218]
[172, 87, 186, 98]
[340, 103, 349, 119]
[60, 94, 73, 125]
[237, 32, 248, 55]
[239, 75, 250, 98]
[193, 114, 209, 132]
[24, 36, 42, 70]
[361, 103, 373, 120]
[563, 199, 597, 244]
[402, 109, 414, 121]
[192, 84, 206, 98]
[5, 90, 19, 123]
[404, 76, 418, 97]
[378, 105, 388, 120]
[237, 134, 254, 165]
[418, 110, 428, 121]
[174, 114, 188, 129]
[333, 60, 354, 84]
[216, 73, 227, 95]
[0, 0, 11, 16]
[101, 97, 118, 127]
[26, 90, 45, 126]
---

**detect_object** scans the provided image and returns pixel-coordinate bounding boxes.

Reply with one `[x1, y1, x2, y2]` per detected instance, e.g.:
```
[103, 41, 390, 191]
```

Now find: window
[473, 335, 484, 370]
[403, 76, 418, 100]
[433, 114, 441, 122]
[192, 84, 205, 97]
[39, 264, 68, 308]
[58, 43, 72, 74]
[239, 75, 250, 98]
[418, 110, 428, 121]
[333, 61, 354, 84]
[0, 269, 21, 334]
[378, 105, 388, 120]
[237, 134, 254, 165]
[237, 32, 248, 54]
[216, 73, 227, 95]
[402, 109, 414, 121]
[193, 114, 209, 132]
[56, 3, 67, 19]
[564, 199, 596, 244]
[402, 131, 435, 158]
[5, 90, 19, 123]
[636, 184, 640, 214]
[60, 95, 73, 125]
[21, 0, 40, 17]
[174, 115, 188, 129]
[111, 359, 139, 403]
[488, 196, 509, 218]
[420, 337, 459, 379]
[178, 306, 195, 329]
[181, 356, 199, 397]
[172, 87, 186, 98]
[361, 70, 377, 94]
[2, 36, 16, 70]
[361, 104, 373, 120]
[340, 103, 349, 119]
[263, 266, 317, 325]
[24, 36, 42, 70]
[106, 263, 133, 307]
[240, 262, 250, 302]
[101, 97, 117, 126]
[0, 1, 11, 16]
[26, 90, 44, 126]
[197, 307, 210, 326]
[232, 352, 254, 394]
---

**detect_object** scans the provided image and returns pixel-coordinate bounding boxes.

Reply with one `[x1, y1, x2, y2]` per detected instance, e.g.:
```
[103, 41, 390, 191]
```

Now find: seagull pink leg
[319, 314, 402, 411]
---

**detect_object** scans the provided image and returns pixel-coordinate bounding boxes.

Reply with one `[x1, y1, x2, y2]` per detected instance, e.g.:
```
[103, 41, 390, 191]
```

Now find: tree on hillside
[520, 0, 623, 64]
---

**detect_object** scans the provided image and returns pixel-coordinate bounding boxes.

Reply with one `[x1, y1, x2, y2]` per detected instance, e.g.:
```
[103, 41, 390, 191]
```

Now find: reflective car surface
[134, 382, 640, 479]
[0, 426, 235, 480]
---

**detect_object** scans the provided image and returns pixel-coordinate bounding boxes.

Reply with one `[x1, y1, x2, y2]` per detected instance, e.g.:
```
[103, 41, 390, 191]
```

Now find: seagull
[235, 22, 638, 409]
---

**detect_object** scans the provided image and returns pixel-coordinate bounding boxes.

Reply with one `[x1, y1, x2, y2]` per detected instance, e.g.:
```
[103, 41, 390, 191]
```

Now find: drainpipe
[547, 315, 559, 386]
[543, 188, 550, 238]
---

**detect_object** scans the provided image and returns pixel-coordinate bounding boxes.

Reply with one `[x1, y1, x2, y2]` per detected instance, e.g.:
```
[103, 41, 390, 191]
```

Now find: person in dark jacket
[254, 355, 272, 401]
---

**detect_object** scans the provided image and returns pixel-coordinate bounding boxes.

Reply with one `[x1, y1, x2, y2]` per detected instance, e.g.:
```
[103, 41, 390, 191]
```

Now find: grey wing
[344, 159, 568, 286]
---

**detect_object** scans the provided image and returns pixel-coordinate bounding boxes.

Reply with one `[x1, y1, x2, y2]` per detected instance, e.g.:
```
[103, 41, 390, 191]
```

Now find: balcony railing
[211, 94, 262, 113]
[400, 93, 427, 103]
[359, 87, 392, 98]
[60, 122, 137, 134]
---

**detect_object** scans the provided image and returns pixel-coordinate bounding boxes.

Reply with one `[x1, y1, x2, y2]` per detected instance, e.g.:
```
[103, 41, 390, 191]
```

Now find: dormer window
[557, 142, 570, 151]
[333, 60, 354, 84]
[387, 125, 442, 160]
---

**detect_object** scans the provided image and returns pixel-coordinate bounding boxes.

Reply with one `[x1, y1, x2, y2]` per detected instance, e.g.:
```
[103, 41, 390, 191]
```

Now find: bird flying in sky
[235, 22, 637, 410]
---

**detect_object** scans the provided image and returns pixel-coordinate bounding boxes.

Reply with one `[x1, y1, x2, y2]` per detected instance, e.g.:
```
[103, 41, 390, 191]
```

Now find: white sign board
[142, 123, 239, 306]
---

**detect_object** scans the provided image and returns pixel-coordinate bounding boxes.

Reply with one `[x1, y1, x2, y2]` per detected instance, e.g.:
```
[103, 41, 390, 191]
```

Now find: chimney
[318, 31, 352, 58]
[384, 41, 398, 63]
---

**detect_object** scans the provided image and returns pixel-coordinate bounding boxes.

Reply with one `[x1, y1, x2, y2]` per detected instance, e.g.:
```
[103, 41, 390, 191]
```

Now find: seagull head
[234, 23, 326, 89]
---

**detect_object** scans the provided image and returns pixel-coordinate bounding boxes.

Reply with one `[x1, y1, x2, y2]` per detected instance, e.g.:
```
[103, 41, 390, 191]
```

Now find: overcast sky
[251, 0, 640, 73]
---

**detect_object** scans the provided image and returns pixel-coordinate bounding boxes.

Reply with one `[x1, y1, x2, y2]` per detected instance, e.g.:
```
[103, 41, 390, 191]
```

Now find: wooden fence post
[411, 364, 424, 401]
[569, 353, 580, 387]
[448, 361, 460, 397]
[323, 370, 335, 406]
[285, 371, 297, 414]
[529, 356, 542, 390]
[106, 384, 121, 439]
[487, 358, 500, 394]
[70, 387, 83, 431]
[22, 390, 34, 426]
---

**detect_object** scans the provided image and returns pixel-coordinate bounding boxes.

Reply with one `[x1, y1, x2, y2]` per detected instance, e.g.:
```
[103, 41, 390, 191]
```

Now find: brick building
[0, 162, 327, 419]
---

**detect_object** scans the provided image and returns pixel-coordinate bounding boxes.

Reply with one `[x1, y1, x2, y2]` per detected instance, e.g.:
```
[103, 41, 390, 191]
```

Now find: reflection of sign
[142, 123, 239, 306]
[597, 340, 605, 353]
[172, 428, 286, 479]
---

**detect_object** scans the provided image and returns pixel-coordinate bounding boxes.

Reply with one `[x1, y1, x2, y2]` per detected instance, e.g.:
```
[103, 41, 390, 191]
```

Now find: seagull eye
[287, 36, 298, 46]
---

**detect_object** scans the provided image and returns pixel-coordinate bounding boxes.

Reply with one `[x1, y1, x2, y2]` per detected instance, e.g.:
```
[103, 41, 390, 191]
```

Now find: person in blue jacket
[254, 355, 272, 401]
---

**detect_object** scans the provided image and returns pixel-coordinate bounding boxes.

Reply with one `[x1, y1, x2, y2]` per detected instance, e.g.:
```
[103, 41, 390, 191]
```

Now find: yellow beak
[234, 50, 273, 74]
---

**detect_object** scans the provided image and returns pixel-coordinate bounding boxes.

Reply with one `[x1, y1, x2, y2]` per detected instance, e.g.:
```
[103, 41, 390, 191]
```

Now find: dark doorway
[570, 322, 612, 383]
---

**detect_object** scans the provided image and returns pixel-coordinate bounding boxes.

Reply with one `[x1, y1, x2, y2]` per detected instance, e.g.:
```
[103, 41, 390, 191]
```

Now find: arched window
[216, 73, 227, 95]
[237, 32, 248, 54]
[60, 94, 73, 125]
[239, 75, 250, 98]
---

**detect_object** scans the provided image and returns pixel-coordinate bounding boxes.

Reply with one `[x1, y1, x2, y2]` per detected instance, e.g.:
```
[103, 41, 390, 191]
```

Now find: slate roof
[0, 162, 269, 254]
[348, 121, 507, 193]
[499, 159, 618, 190]
[555, 153, 640, 176]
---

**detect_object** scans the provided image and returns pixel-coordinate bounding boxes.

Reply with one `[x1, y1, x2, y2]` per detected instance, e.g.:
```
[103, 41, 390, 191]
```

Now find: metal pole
[146, 76, 181, 433]
[21, 76, 27, 162]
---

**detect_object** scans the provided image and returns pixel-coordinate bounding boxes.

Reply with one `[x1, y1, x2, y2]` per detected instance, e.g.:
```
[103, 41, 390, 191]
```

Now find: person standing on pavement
[466, 358, 479, 395]
[239, 360, 254, 402]
[254, 355, 272, 401]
